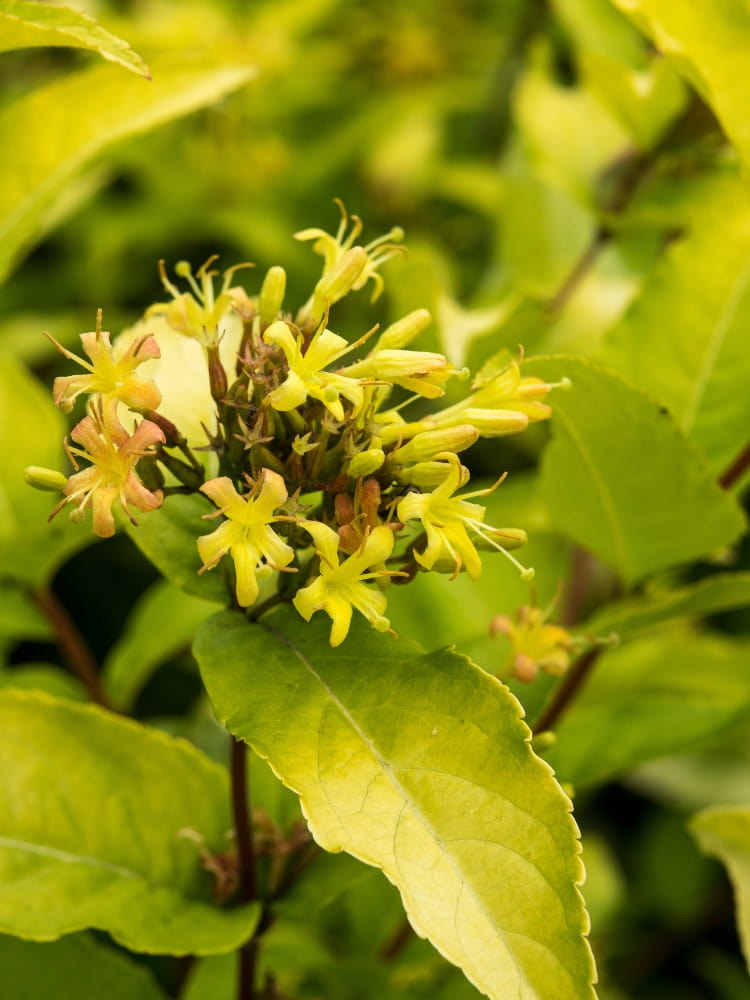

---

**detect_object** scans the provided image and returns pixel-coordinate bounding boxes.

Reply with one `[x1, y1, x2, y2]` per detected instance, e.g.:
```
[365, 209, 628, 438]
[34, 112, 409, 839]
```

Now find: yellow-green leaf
[0, 0, 149, 76]
[612, 0, 750, 164]
[524, 357, 746, 583]
[195, 608, 597, 1000]
[0, 55, 255, 281]
[0, 932, 167, 1000]
[690, 806, 750, 971]
[0, 690, 259, 954]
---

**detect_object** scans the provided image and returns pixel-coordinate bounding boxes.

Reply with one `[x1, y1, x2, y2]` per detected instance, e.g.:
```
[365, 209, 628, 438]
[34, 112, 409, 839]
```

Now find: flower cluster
[28, 206, 566, 646]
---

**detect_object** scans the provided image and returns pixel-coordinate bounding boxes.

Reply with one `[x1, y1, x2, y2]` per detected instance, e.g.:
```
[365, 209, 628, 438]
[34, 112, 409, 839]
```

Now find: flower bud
[391, 424, 478, 463]
[311, 246, 368, 318]
[396, 460, 469, 489]
[259, 266, 287, 325]
[375, 309, 432, 350]
[24, 466, 67, 492]
[348, 448, 385, 478]
[436, 407, 529, 438]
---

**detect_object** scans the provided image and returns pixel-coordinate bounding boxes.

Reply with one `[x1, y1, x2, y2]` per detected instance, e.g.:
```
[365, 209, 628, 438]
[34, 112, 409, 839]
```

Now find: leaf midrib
[261, 623, 578, 995]
[0, 834, 141, 880]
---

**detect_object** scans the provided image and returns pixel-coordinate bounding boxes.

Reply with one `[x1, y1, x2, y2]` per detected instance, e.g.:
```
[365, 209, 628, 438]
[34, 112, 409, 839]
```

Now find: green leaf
[0, 689, 259, 954]
[195, 608, 597, 1000]
[102, 580, 221, 710]
[0, 353, 97, 584]
[0, 584, 50, 641]
[0, 932, 167, 1000]
[0, 1, 149, 77]
[524, 357, 746, 583]
[690, 806, 750, 971]
[0, 55, 255, 281]
[127, 494, 229, 603]
[544, 630, 750, 787]
[611, 0, 750, 165]
[601, 173, 750, 475]
[0, 665, 87, 701]
[584, 572, 750, 640]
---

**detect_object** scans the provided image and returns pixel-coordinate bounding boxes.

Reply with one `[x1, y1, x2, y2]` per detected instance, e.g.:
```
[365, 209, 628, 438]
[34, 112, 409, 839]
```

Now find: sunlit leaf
[690, 806, 750, 971]
[601, 173, 750, 475]
[612, 0, 750, 164]
[524, 357, 746, 582]
[0, 690, 259, 954]
[544, 630, 750, 787]
[0, 0, 149, 76]
[0, 932, 167, 999]
[195, 607, 597, 1000]
[0, 56, 256, 281]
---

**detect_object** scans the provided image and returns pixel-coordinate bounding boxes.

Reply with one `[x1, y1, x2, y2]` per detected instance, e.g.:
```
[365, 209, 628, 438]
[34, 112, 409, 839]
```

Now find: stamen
[465, 517, 535, 581]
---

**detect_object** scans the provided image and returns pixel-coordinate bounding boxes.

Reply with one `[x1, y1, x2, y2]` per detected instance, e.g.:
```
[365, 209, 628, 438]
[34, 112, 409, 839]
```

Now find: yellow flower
[293, 521, 395, 646]
[340, 348, 459, 399]
[148, 257, 252, 347]
[295, 199, 404, 305]
[491, 606, 573, 683]
[198, 471, 294, 607]
[47, 311, 161, 429]
[53, 414, 165, 538]
[397, 453, 534, 581]
[263, 319, 364, 421]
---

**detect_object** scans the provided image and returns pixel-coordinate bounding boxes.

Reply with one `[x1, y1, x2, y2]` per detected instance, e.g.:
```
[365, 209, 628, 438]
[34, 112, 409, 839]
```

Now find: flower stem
[718, 439, 750, 490]
[231, 735, 258, 1000]
[532, 646, 602, 735]
[32, 586, 112, 708]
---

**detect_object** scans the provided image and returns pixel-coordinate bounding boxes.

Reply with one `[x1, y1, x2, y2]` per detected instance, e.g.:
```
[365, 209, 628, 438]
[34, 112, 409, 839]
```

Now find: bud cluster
[28, 205, 566, 646]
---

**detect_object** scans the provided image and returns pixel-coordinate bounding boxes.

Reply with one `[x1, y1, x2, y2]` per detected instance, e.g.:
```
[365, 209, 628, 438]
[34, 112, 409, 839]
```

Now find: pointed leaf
[195, 608, 597, 1000]
[0, 56, 255, 281]
[0, 353, 96, 585]
[0, 690, 259, 954]
[690, 806, 750, 971]
[0, 932, 167, 1000]
[585, 571, 750, 640]
[524, 357, 745, 582]
[544, 631, 750, 787]
[601, 173, 750, 474]
[102, 579, 221, 710]
[0, 1, 149, 76]
[611, 0, 750, 165]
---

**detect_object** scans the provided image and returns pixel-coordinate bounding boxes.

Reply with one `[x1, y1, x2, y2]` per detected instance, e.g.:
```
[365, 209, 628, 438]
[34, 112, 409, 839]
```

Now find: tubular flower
[198, 471, 294, 608]
[263, 319, 364, 421]
[490, 605, 573, 683]
[436, 358, 563, 428]
[397, 453, 534, 581]
[296, 199, 405, 306]
[293, 521, 395, 647]
[47, 312, 161, 427]
[52, 415, 165, 538]
[339, 349, 460, 399]
[148, 257, 252, 347]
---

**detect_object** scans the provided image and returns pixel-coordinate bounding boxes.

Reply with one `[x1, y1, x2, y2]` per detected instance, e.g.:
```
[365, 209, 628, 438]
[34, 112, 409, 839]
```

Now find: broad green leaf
[102, 579, 221, 710]
[0, 353, 97, 584]
[585, 572, 750, 640]
[524, 357, 745, 583]
[544, 630, 750, 787]
[0, 932, 167, 1000]
[601, 173, 750, 475]
[0, 1, 149, 76]
[690, 807, 750, 971]
[0, 55, 255, 281]
[0, 664, 87, 701]
[195, 608, 597, 1000]
[611, 0, 750, 165]
[127, 494, 230, 603]
[0, 690, 259, 953]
